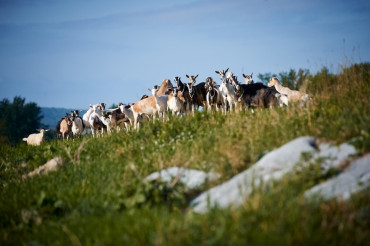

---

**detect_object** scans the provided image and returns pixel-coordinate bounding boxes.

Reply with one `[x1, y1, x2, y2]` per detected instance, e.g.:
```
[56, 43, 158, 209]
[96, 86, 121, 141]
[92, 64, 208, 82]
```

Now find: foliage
[0, 63, 370, 245]
[0, 96, 43, 145]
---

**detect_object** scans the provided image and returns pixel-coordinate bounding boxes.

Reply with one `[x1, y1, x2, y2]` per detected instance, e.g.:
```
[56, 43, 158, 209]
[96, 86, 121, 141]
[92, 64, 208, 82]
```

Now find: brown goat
[57, 114, 72, 140]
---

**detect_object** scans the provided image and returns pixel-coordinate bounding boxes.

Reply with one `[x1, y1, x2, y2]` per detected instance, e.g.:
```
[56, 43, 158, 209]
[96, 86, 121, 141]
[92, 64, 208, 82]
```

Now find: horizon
[1, 0, 369, 109]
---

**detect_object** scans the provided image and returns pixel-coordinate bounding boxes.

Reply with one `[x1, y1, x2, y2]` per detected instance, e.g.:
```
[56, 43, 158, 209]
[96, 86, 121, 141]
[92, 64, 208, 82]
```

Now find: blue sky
[1, 0, 369, 108]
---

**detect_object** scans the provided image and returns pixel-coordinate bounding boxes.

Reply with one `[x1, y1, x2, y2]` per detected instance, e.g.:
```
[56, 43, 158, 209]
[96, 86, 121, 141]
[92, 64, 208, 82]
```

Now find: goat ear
[226, 68, 229, 72]
[186, 74, 189, 78]
[148, 88, 151, 92]
[251, 72, 253, 77]
[215, 71, 220, 74]
[243, 73, 246, 78]
[195, 74, 199, 79]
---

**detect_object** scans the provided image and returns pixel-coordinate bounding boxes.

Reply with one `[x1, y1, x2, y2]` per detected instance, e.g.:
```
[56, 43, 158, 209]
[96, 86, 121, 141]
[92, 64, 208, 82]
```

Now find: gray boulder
[191, 136, 359, 213]
[191, 136, 317, 213]
[305, 153, 370, 200]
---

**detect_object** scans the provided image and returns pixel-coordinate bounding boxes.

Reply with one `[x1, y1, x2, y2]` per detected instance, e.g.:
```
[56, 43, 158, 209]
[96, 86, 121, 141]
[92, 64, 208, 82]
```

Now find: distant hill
[40, 107, 86, 129]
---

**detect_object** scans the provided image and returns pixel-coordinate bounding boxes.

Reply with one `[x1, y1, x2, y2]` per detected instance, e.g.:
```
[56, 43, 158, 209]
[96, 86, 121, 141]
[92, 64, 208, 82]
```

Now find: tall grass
[1, 63, 369, 245]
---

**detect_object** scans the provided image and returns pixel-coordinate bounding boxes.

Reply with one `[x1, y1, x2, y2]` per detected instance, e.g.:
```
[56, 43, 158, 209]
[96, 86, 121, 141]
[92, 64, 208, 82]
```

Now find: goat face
[71, 110, 82, 117]
[164, 79, 173, 93]
[205, 81, 214, 93]
[92, 104, 104, 118]
[37, 129, 49, 133]
[243, 73, 254, 84]
[205, 77, 216, 88]
[150, 85, 159, 96]
[268, 77, 279, 87]
[220, 76, 228, 85]
[97, 103, 106, 110]
[186, 74, 198, 85]
[226, 71, 233, 79]
[65, 114, 73, 126]
[215, 68, 229, 80]
[232, 81, 243, 98]
[186, 83, 195, 99]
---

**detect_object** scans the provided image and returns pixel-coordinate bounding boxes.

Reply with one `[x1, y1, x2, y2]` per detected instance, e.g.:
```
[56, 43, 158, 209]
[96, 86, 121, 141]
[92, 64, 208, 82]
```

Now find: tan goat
[131, 79, 173, 129]
[268, 77, 310, 104]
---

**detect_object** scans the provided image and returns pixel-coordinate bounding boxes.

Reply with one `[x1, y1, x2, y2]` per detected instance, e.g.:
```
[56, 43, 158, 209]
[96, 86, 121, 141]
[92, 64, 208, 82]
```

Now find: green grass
[1, 63, 370, 245]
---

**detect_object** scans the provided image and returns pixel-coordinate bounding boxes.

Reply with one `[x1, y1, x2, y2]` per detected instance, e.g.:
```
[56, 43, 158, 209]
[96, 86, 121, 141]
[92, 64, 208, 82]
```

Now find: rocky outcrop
[191, 137, 360, 213]
[305, 153, 370, 200]
[23, 157, 63, 179]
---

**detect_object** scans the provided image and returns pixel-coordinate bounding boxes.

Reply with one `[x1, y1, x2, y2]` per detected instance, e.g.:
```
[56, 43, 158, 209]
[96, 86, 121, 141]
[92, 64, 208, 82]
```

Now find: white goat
[167, 88, 184, 116]
[23, 129, 49, 146]
[118, 104, 136, 131]
[268, 77, 310, 104]
[88, 105, 112, 137]
[82, 103, 106, 135]
[82, 105, 94, 130]
[150, 86, 168, 120]
[216, 68, 238, 112]
[221, 77, 238, 112]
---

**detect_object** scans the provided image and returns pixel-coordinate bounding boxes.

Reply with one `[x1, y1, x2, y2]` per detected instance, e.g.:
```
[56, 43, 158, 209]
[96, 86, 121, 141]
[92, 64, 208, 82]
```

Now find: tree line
[0, 96, 43, 145]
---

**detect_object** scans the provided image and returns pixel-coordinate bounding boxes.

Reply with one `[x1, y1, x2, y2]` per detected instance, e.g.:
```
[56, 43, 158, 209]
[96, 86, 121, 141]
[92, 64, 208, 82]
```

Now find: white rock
[144, 167, 220, 190]
[315, 142, 357, 172]
[24, 157, 63, 179]
[191, 136, 359, 213]
[305, 153, 370, 200]
[191, 136, 317, 213]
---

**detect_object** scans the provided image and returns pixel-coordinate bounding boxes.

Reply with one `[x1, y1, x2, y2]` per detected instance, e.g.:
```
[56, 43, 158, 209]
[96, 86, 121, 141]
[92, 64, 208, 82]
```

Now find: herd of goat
[23, 68, 311, 145]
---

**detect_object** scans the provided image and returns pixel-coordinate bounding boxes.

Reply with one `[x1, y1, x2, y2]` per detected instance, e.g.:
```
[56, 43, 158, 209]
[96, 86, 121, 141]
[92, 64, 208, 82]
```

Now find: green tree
[0, 96, 43, 144]
[307, 66, 336, 94]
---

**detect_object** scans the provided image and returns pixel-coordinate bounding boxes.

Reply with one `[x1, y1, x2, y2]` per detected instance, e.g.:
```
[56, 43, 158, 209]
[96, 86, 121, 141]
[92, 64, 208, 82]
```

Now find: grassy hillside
[1, 64, 370, 245]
